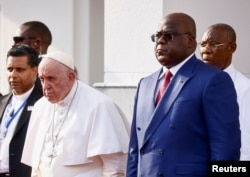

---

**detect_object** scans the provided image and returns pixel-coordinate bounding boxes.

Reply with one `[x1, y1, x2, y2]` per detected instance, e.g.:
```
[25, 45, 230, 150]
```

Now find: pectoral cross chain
[48, 148, 57, 166]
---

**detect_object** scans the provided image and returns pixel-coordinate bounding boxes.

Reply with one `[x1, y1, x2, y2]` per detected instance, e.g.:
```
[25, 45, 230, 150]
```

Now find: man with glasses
[200, 23, 250, 160]
[13, 21, 52, 56]
[13, 21, 52, 90]
[127, 13, 241, 177]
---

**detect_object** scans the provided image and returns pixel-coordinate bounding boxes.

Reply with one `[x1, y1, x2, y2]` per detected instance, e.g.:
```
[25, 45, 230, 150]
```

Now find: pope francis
[21, 51, 130, 177]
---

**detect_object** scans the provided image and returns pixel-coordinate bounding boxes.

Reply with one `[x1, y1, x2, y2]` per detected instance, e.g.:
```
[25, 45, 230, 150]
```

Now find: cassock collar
[56, 80, 78, 107]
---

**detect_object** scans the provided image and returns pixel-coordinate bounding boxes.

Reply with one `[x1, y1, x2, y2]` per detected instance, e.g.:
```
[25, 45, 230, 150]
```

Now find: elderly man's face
[38, 58, 74, 103]
[200, 28, 235, 70]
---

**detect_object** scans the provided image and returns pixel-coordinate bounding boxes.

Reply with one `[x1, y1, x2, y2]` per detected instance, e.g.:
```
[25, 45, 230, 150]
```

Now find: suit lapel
[0, 94, 12, 122]
[136, 70, 161, 148]
[14, 103, 31, 134]
[142, 70, 161, 123]
[14, 85, 43, 136]
[141, 56, 198, 147]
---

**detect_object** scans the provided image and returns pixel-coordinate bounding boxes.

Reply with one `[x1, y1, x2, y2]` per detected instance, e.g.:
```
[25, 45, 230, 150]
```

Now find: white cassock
[22, 80, 130, 177]
[224, 64, 250, 160]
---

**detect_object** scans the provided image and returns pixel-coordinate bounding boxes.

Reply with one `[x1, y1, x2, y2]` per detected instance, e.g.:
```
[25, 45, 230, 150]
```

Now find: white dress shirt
[224, 64, 250, 160]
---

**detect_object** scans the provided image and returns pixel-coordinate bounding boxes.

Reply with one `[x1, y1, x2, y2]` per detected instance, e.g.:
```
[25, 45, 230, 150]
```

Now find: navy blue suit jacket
[127, 55, 241, 177]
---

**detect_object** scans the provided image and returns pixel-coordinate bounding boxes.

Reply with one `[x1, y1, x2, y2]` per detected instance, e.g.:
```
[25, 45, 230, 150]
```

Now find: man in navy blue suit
[126, 12, 241, 177]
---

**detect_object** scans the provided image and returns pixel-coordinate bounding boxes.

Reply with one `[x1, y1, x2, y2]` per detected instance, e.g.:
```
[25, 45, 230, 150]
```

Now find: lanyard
[5, 99, 27, 129]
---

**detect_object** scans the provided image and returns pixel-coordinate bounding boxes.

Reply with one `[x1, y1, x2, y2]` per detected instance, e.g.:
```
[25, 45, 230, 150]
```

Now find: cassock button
[137, 127, 141, 131]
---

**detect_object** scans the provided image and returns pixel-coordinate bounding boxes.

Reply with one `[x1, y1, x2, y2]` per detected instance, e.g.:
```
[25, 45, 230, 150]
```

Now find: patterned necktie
[155, 70, 172, 105]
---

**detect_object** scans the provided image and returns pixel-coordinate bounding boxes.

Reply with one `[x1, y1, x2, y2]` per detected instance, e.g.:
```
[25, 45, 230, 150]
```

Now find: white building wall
[103, 0, 163, 85]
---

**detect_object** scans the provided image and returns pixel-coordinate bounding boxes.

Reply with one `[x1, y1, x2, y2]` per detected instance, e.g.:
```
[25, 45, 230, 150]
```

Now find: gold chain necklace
[48, 81, 78, 166]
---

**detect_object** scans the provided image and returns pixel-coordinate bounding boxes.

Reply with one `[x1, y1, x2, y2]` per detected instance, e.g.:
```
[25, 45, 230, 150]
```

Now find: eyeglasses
[198, 42, 232, 50]
[151, 32, 190, 42]
[13, 36, 36, 43]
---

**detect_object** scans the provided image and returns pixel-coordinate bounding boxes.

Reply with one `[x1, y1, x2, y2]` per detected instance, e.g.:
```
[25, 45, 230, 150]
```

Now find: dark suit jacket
[0, 84, 43, 177]
[127, 55, 241, 177]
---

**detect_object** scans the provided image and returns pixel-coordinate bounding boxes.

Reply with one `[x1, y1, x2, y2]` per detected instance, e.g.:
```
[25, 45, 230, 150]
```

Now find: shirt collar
[12, 85, 34, 103]
[223, 64, 235, 81]
[159, 53, 195, 79]
[56, 80, 77, 107]
[223, 63, 234, 74]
